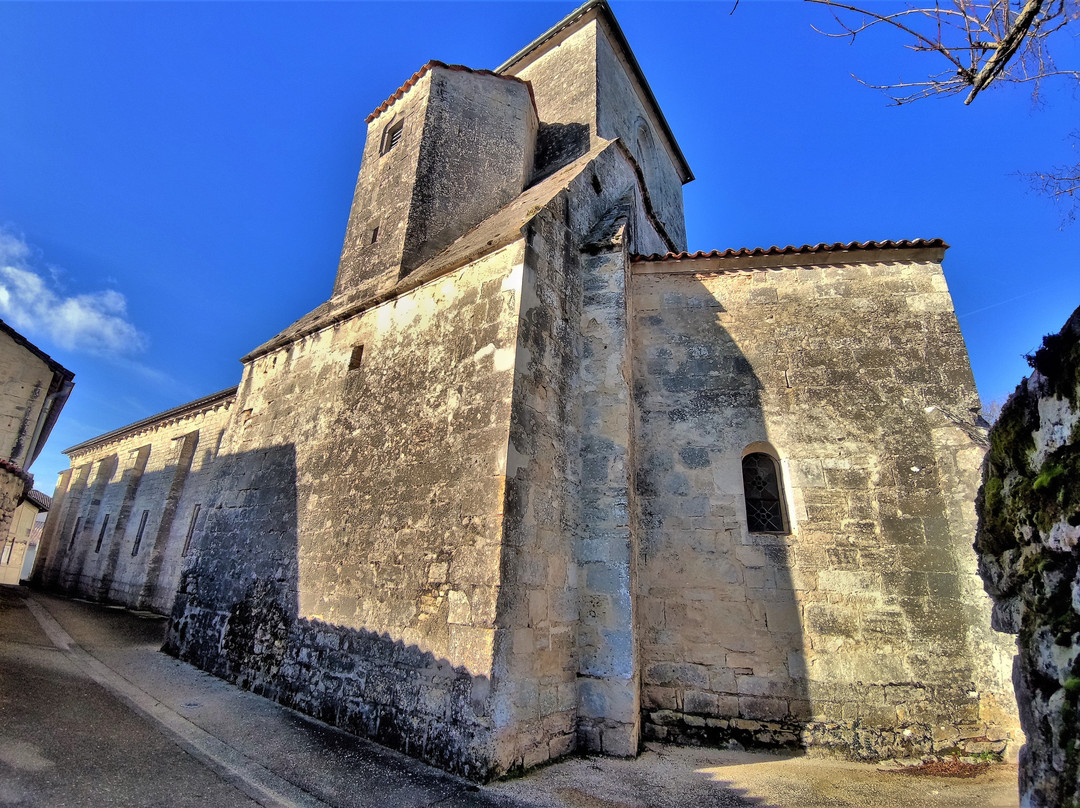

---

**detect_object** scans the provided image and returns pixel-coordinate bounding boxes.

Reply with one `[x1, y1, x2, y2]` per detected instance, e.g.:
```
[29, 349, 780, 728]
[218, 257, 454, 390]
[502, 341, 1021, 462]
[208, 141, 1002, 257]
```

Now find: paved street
[0, 588, 1019, 808]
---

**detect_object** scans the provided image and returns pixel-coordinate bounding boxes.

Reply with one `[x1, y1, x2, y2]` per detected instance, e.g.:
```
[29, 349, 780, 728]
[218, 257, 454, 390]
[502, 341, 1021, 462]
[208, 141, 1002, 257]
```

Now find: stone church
[35, 0, 1020, 780]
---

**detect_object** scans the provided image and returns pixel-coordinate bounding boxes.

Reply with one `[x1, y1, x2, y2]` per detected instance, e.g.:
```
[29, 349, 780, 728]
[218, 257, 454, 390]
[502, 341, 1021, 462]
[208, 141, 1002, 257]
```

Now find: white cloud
[0, 227, 147, 356]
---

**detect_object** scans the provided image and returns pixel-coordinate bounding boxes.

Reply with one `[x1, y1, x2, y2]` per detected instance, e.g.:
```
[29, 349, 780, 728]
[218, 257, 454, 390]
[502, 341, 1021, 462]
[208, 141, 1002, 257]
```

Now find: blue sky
[1, 1, 1078, 491]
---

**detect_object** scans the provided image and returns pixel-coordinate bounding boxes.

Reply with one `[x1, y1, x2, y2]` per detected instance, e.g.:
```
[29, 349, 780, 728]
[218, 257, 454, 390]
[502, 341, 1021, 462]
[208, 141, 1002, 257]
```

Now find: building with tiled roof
[39, 0, 1018, 781]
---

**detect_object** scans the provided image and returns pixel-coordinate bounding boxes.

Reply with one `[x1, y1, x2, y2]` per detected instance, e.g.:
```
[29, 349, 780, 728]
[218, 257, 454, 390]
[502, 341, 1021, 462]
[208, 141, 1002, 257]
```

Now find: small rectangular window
[131, 510, 149, 556]
[348, 344, 365, 371]
[182, 505, 201, 556]
[68, 516, 83, 550]
[369, 225, 380, 245]
[381, 119, 404, 155]
[94, 514, 110, 553]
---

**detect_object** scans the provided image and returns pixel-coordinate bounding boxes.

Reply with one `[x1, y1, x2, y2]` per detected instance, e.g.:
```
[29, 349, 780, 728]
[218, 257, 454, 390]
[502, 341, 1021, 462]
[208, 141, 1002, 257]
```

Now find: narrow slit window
[381, 119, 404, 155]
[131, 510, 149, 556]
[369, 225, 380, 245]
[182, 505, 201, 556]
[742, 453, 787, 533]
[94, 514, 110, 553]
[68, 516, 83, 550]
[348, 344, 365, 371]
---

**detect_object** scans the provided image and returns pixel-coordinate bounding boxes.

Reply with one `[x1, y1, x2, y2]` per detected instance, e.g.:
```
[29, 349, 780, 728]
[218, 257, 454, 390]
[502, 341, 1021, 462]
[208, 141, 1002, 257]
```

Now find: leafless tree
[807, 0, 1079, 103]
[807, 0, 1080, 218]
[1025, 132, 1080, 222]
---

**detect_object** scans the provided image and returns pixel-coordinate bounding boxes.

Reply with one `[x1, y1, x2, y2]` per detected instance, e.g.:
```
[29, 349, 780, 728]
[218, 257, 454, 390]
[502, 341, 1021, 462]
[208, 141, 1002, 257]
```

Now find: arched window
[742, 452, 787, 533]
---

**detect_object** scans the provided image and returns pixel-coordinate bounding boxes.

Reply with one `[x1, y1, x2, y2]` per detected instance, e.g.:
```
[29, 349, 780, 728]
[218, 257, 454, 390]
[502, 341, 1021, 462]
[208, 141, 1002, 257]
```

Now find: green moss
[1034, 462, 1066, 492]
[988, 386, 1039, 473]
[1028, 329, 1080, 406]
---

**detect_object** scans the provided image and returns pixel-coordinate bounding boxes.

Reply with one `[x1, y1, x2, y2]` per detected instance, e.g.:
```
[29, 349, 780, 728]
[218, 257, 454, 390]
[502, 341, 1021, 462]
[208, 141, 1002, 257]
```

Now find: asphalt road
[0, 588, 1019, 808]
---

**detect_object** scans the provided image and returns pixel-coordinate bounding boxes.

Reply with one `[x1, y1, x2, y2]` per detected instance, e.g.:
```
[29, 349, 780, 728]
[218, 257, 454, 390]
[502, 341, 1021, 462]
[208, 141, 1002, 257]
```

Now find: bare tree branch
[806, 0, 1080, 105]
[1023, 133, 1080, 224]
[807, 0, 1080, 222]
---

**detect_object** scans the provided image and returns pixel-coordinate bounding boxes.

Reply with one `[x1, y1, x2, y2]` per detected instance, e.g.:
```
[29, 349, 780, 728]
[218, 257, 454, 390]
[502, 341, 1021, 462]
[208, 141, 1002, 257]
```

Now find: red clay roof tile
[631, 238, 947, 262]
[365, 60, 536, 124]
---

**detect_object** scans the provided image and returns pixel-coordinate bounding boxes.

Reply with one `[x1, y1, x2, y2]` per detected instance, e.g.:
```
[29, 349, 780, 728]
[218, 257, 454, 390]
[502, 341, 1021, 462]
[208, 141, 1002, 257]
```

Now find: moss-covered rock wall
[976, 305, 1080, 808]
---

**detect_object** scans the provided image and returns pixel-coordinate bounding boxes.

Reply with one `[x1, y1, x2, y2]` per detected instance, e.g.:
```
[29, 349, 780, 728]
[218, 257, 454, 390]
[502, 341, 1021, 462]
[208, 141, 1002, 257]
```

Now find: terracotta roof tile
[365, 60, 536, 124]
[26, 489, 51, 511]
[632, 238, 947, 262]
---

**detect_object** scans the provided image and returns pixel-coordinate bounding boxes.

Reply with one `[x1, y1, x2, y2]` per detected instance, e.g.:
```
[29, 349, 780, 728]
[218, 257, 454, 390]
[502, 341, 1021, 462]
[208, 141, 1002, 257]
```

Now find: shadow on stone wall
[162, 443, 500, 781]
[533, 122, 590, 182]
[633, 267, 1005, 762]
[634, 276, 812, 754]
[37, 457, 200, 613]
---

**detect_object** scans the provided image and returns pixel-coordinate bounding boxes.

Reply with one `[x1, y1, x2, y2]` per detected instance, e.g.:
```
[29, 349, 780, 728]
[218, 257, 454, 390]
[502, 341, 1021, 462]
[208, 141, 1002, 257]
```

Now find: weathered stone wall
[167, 243, 525, 780]
[0, 499, 44, 585]
[335, 66, 536, 302]
[976, 306, 1080, 808]
[632, 256, 1020, 759]
[505, 22, 598, 179]
[35, 396, 233, 612]
[401, 68, 536, 276]
[493, 205, 583, 773]
[0, 465, 29, 578]
[0, 330, 54, 469]
[335, 71, 432, 301]
[503, 15, 688, 253]
[490, 142, 674, 769]
[594, 22, 686, 250]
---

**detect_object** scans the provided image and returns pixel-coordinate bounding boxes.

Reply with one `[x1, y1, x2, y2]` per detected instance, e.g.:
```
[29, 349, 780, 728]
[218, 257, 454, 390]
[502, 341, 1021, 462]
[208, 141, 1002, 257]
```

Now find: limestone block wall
[976, 306, 1080, 808]
[490, 147, 674, 769]
[631, 255, 1020, 759]
[167, 242, 525, 780]
[335, 65, 536, 302]
[400, 68, 536, 276]
[505, 21, 598, 178]
[594, 23, 686, 250]
[335, 71, 432, 301]
[36, 396, 233, 612]
[0, 331, 53, 469]
[493, 207, 584, 772]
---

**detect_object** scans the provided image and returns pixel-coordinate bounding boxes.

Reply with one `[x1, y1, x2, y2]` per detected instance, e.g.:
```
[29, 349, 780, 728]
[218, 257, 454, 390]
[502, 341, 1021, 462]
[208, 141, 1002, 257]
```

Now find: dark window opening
[68, 517, 83, 550]
[94, 514, 110, 553]
[381, 119, 404, 155]
[591, 174, 603, 195]
[348, 344, 365, 371]
[742, 453, 787, 533]
[182, 504, 201, 556]
[132, 510, 149, 556]
[369, 225, 380, 245]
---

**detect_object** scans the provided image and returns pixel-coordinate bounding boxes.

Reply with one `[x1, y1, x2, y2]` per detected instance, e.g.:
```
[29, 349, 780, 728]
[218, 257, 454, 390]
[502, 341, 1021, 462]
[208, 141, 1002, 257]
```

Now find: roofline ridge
[365, 60, 537, 125]
[64, 386, 238, 457]
[631, 238, 949, 262]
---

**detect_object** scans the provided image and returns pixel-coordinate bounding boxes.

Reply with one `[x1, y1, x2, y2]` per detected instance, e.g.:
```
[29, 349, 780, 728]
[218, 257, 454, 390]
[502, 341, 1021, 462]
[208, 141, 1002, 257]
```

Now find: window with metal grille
[381, 119, 404, 155]
[742, 453, 787, 533]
